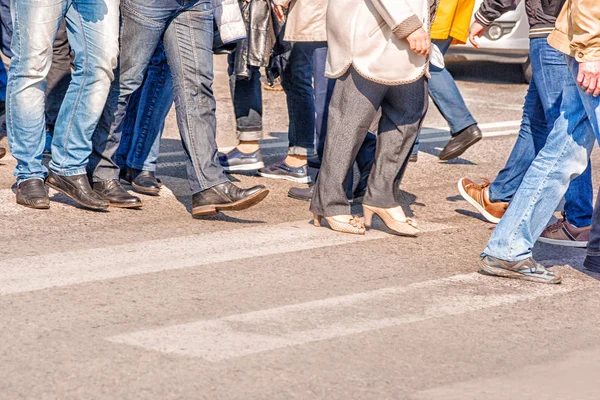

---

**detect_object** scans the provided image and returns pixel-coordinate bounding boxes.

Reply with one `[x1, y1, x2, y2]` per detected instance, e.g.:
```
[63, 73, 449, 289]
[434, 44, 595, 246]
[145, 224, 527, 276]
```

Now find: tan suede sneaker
[538, 212, 590, 248]
[458, 178, 508, 224]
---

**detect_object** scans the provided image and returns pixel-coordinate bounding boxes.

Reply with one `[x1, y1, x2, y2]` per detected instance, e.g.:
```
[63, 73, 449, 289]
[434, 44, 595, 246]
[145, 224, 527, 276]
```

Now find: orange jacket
[430, 0, 476, 44]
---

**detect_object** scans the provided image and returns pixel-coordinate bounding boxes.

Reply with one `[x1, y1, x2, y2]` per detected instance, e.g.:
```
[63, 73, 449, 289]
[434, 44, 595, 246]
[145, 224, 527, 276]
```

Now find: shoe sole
[439, 134, 482, 161]
[258, 172, 311, 184]
[478, 260, 562, 284]
[287, 192, 311, 202]
[222, 161, 265, 172]
[46, 182, 109, 211]
[457, 178, 501, 224]
[107, 202, 143, 209]
[537, 236, 588, 248]
[132, 182, 161, 197]
[16, 200, 50, 210]
[192, 188, 270, 217]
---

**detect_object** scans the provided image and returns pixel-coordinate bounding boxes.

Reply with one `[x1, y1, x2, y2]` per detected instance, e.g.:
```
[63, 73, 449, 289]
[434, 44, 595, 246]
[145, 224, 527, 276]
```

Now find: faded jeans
[489, 38, 593, 228]
[7, 0, 119, 184]
[89, 0, 228, 193]
[484, 56, 598, 262]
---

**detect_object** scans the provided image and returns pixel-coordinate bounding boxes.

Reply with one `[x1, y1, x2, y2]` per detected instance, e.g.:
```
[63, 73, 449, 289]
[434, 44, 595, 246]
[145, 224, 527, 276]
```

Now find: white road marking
[0, 218, 451, 295]
[107, 272, 587, 362]
[157, 121, 524, 160]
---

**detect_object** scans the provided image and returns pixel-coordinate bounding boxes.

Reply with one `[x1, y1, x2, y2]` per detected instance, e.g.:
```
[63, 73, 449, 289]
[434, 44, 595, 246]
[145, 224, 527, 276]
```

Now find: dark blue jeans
[116, 43, 173, 172]
[312, 46, 376, 196]
[488, 38, 593, 228]
[281, 41, 324, 157]
[89, 0, 228, 193]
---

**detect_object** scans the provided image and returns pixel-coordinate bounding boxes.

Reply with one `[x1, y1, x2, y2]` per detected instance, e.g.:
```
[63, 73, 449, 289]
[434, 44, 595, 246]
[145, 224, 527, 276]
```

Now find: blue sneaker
[478, 254, 562, 284]
[258, 161, 311, 183]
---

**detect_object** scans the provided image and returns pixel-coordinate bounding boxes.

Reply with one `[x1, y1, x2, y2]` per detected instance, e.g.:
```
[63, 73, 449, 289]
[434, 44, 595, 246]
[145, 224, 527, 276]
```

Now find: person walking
[412, 0, 482, 161]
[311, 0, 432, 236]
[88, 0, 270, 217]
[459, 0, 594, 248]
[6, 0, 119, 210]
[477, 0, 600, 284]
[256, 0, 328, 184]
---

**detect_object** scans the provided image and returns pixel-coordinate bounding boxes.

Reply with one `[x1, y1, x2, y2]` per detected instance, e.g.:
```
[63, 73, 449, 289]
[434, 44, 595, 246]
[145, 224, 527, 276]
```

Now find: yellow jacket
[430, 0, 476, 44]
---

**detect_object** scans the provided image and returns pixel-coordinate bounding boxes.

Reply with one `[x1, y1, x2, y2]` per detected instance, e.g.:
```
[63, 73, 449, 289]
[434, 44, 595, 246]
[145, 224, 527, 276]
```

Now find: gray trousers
[311, 67, 427, 217]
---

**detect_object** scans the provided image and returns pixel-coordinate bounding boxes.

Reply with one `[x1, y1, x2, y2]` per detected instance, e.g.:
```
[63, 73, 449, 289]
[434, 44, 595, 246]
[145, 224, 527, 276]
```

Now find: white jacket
[326, 0, 431, 85]
[213, 0, 246, 44]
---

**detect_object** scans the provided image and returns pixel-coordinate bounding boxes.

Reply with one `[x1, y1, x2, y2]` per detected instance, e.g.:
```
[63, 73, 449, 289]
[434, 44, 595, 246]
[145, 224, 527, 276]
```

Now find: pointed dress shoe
[191, 181, 269, 217]
[121, 167, 161, 196]
[16, 179, 50, 209]
[93, 179, 142, 208]
[46, 171, 108, 210]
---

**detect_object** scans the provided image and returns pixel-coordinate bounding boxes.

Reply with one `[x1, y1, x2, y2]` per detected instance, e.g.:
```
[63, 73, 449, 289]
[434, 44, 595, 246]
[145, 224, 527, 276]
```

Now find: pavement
[1, 58, 600, 400]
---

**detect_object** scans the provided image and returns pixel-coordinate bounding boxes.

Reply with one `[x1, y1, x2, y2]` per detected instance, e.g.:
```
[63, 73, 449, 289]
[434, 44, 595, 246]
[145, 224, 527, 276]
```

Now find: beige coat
[548, 0, 600, 62]
[326, 0, 430, 85]
[273, 0, 328, 42]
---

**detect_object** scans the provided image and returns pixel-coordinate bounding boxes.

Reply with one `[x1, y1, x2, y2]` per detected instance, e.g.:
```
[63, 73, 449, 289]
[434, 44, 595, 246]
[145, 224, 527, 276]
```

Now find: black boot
[121, 167, 161, 196]
[46, 171, 108, 210]
[93, 179, 142, 208]
[16, 179, 50, 209]
[191, 181, 269, 217]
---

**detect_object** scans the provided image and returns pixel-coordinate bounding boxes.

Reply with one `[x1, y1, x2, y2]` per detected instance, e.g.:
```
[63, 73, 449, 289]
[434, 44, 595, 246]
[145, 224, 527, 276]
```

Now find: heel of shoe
[363, 206, 375, 227]
[313, 213, 323, 227]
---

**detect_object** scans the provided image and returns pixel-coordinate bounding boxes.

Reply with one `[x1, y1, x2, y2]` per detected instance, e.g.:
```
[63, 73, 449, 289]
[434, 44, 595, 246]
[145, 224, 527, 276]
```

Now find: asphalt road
[1, 58, 599, 400]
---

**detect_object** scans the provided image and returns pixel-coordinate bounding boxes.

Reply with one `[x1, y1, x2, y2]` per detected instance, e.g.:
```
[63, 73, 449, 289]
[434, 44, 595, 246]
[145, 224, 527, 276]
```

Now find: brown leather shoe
[538, 212, 590, 248]
[458, 177, 508, 223]
[0, 146, 6, 160]
[191, 181, 269, 217]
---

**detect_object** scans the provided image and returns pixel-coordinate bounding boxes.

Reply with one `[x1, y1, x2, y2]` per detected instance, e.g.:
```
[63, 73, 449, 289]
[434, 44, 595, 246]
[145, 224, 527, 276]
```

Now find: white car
[445, 0, 531, 82]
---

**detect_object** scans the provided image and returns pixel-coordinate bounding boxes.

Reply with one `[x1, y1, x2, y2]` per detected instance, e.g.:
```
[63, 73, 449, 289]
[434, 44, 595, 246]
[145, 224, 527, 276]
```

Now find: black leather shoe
[288, 185, 313, 201]
[93, 179, 142, 208]
[0, 146, 6, 160]
[438, 124, 482, 161]
[192, 181, 269, 217]
[46, 171, 109, 210]
[121, 167, 161, 196]
[16, 179, 50, 209]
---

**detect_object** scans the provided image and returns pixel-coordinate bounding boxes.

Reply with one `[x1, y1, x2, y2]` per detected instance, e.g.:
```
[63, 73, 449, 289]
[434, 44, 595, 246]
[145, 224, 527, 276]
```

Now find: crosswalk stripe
[0, 218, 451, 295]
[107, 272, 586, 362]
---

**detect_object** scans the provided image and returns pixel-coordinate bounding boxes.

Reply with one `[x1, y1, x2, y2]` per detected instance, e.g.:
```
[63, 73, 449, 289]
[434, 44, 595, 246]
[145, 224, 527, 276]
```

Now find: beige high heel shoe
[363, 205, 419, 237]
[313, 214, 366, 235]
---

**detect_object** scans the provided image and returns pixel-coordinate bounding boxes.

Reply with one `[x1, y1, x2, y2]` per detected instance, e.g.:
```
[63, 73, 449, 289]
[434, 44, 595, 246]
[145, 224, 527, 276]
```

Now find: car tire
[522, 58, 532, 84]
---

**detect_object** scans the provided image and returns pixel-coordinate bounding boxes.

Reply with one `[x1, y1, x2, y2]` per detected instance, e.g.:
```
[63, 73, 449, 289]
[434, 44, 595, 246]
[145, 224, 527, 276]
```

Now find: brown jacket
[548, 0, 600, 62]
[273, 0, 328, 42]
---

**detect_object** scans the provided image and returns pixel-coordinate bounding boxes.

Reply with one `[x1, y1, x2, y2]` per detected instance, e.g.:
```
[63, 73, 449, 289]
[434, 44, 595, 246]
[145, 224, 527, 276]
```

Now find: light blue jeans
[484, 56, 599, 262]
[488, 38, 593, 228]
[6, 0, 119, 184]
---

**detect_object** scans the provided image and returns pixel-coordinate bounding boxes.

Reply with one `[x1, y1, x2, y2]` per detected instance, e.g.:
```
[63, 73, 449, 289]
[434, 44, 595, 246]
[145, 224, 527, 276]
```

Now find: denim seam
[123, 4, 164, 28]
[505, 124, 575, 259]
[59, 8, 88, 172]
[173, 14, 207, 189]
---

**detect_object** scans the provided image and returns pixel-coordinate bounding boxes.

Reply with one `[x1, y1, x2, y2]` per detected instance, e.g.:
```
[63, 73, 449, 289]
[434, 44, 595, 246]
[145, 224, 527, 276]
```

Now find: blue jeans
[115, 44, 173, 173]
[412, 37, 476, 155]
[484, 56, 598, 262]
[0, 61, 6, 102]
[89, 0, 228, 193]
[488, 38, 593, 228]
[281, 41, 325, 157]
[7, 0, 119, 184]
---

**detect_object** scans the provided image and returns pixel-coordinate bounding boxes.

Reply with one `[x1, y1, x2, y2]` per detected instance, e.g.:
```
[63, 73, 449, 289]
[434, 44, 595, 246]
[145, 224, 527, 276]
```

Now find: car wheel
[522, 58, 532, 83]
